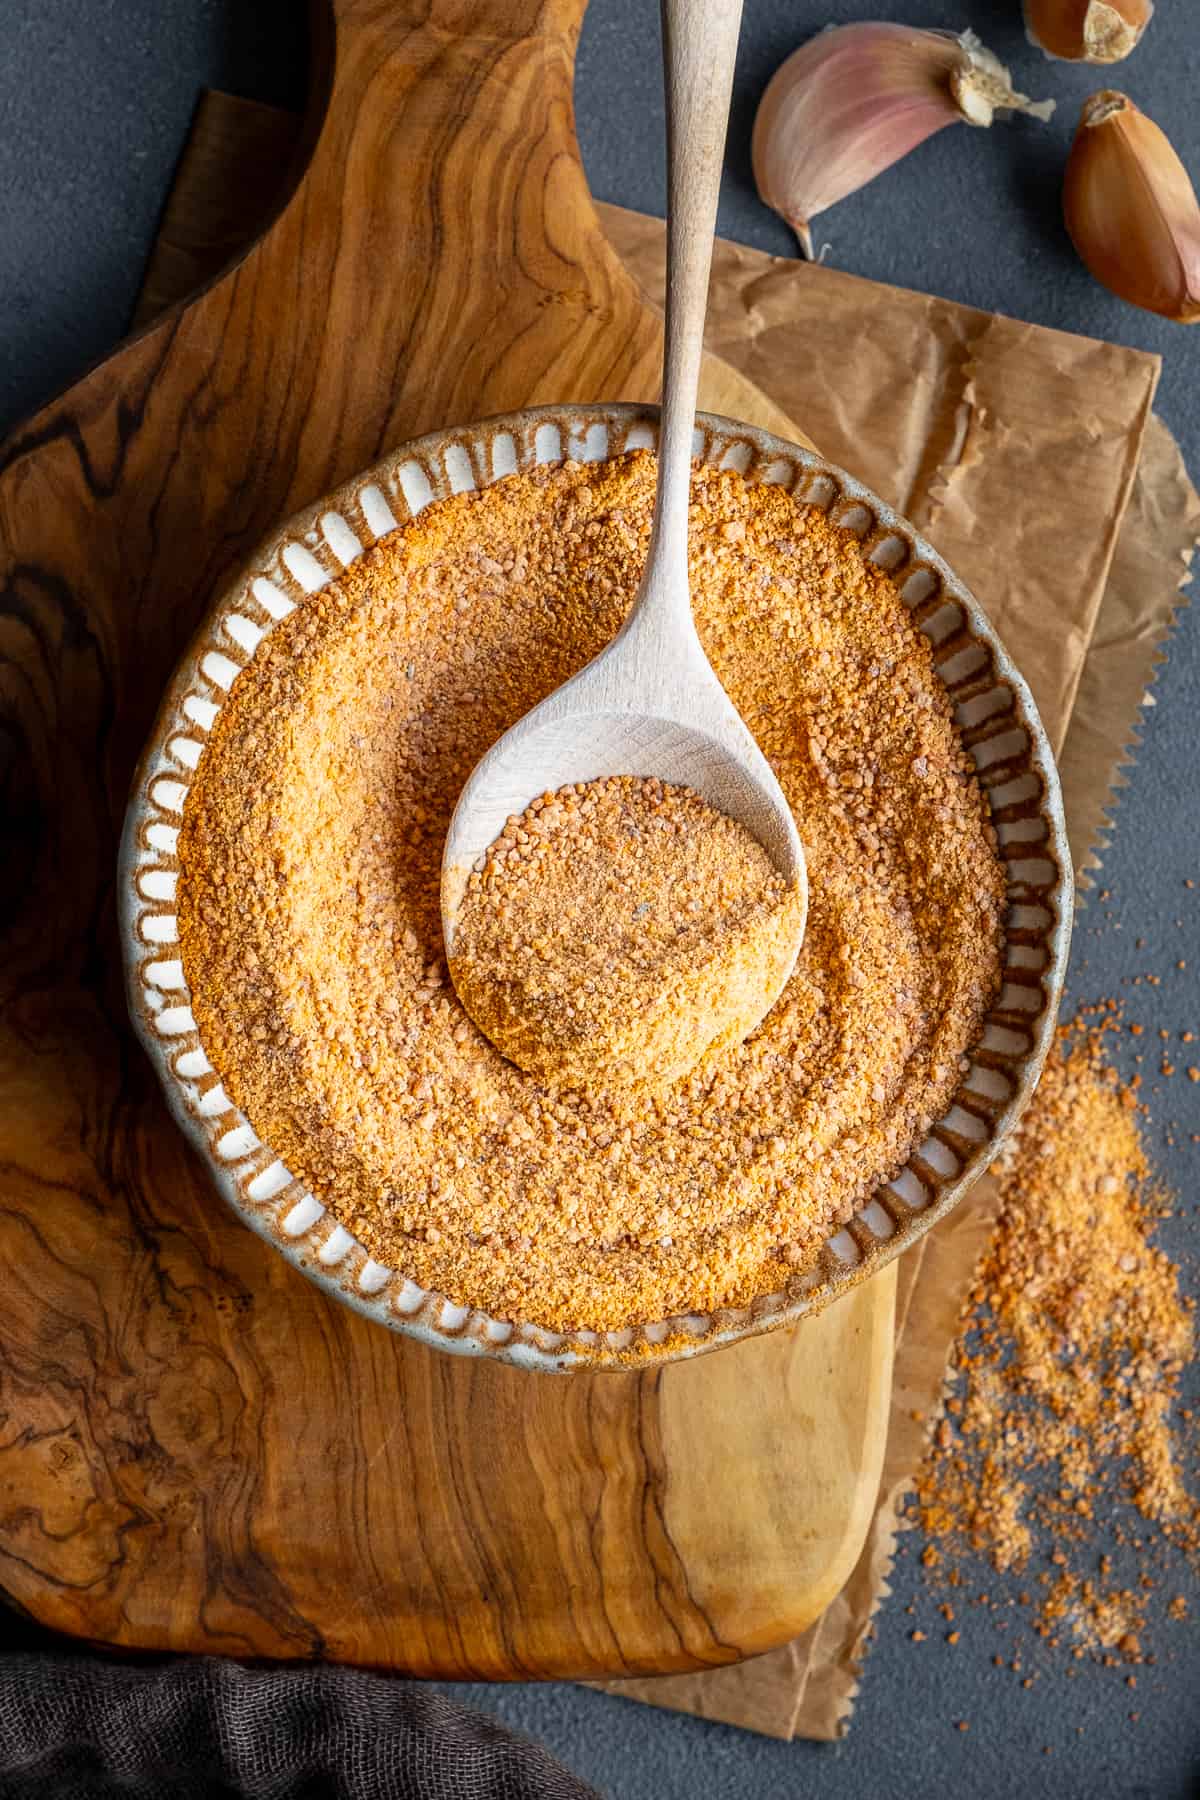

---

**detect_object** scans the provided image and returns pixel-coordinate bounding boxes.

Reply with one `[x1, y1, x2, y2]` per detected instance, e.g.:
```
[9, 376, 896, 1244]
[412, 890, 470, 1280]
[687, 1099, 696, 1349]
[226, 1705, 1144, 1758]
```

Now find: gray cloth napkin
[0, 1655, 601, 1800]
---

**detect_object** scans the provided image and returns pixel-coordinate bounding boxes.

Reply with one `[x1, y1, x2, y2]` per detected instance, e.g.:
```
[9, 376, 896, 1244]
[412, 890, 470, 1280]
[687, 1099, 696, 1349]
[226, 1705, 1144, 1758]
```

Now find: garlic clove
[1063, 91, 1200, 323]
[752, 24, 1054, 259]
[1024, 0, 1152, 65]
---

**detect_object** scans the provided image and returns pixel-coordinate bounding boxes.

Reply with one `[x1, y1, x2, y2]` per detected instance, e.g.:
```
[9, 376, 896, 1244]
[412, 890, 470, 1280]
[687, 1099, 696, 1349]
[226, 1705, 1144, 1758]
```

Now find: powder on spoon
[448, 776, 805, 1092]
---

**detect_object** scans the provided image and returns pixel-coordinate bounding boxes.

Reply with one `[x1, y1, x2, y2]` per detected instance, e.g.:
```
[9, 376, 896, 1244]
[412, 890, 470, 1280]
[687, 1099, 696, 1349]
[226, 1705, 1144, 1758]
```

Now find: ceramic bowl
[119, 403, 1073, 1372]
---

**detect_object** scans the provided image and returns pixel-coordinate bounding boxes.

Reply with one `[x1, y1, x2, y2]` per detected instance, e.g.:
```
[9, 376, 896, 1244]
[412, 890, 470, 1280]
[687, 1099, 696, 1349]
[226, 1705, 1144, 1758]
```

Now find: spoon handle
[652, 0, 745, 584]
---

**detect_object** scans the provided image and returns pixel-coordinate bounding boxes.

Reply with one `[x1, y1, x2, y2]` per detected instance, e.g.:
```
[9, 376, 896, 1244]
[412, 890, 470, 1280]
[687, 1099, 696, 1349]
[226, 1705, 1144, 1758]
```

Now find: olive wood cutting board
[0, 0, 895, 1677]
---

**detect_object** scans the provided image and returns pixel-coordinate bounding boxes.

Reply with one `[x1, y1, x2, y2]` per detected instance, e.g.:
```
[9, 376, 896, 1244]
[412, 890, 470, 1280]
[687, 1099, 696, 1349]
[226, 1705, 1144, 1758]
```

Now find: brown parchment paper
[594, 205, 1199, 1740]
[603, 206, 1158, 763]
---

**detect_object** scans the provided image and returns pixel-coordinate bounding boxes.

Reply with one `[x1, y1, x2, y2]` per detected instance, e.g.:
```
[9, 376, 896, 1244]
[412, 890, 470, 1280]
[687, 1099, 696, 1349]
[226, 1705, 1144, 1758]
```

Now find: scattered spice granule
[448, 777, 803, 1092]
[177, 454, 1006, 1333]
[910, 1019, 1198, 1663]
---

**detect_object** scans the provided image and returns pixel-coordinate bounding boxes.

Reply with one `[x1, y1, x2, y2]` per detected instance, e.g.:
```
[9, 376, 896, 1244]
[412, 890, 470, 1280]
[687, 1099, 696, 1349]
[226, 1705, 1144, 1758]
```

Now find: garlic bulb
[1064, 91, 1200, 322]
[1024, 0, 1152, 64]
[752, 24, 1054, 258]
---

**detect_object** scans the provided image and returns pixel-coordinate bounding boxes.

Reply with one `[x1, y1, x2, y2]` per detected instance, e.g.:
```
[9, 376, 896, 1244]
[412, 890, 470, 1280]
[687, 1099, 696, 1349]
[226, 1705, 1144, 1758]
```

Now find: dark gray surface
[1, 3, 1197, 1797]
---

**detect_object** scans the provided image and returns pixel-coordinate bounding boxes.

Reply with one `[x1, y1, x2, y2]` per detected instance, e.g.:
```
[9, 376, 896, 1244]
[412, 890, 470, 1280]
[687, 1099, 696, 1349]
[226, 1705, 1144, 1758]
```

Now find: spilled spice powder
[449, 776, 803, 1092]
[910, 1018, 1198, 1661]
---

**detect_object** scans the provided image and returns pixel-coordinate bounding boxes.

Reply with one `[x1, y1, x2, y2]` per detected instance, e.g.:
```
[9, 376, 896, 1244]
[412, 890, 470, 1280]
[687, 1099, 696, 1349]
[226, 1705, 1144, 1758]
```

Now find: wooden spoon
[442, 0, 807, 996]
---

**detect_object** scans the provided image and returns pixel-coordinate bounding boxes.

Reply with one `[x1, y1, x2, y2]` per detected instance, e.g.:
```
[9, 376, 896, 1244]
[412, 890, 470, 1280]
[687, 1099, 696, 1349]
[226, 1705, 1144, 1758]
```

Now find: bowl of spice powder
[120, 404, 1072, 1370]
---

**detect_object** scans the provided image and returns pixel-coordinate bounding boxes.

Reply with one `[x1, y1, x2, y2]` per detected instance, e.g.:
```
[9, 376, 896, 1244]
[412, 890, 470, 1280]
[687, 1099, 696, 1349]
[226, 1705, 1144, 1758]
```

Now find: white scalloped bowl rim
[119, 403, 1073, 1372]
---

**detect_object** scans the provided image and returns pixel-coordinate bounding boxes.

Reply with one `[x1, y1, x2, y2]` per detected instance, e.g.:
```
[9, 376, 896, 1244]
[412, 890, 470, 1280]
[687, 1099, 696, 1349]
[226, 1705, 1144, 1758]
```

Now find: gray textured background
[2, 3, 1198, 1796]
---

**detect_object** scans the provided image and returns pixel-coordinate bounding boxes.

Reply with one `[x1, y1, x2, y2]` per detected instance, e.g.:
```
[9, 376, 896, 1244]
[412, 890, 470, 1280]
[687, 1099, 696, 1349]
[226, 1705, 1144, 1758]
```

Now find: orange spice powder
[449, 775, 804, 1093]
[177, 453, 1006, 1333]
[910, 1018, 1198, 1660]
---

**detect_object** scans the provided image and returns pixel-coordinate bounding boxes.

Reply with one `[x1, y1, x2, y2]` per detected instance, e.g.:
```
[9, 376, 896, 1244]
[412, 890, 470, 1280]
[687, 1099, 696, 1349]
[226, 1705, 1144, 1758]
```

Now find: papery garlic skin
[1024, 0, 1152, 65]
[752, 24, 1053, 259]
[1064, 91, 1200, 323]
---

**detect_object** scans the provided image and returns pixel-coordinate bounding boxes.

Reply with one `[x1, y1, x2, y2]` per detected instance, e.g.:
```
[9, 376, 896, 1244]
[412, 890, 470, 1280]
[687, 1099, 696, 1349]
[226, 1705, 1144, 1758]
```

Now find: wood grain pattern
[0, 0, 892, 1677]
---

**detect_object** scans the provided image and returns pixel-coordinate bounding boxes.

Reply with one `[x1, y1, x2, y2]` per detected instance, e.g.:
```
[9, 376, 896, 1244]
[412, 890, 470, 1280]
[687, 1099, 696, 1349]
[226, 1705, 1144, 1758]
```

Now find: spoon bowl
[441, 603, 808, 948]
